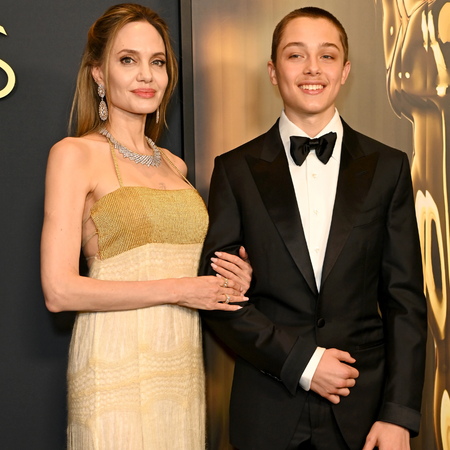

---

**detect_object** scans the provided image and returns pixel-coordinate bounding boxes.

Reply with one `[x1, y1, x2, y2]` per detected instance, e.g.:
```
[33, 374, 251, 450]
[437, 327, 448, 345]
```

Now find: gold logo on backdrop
[0, 25, 16, 99]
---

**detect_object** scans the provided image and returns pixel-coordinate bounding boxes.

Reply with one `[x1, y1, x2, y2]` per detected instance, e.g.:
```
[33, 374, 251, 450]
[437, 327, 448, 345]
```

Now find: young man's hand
[362, 421, 410, 450]
[310, 348, 359, 404]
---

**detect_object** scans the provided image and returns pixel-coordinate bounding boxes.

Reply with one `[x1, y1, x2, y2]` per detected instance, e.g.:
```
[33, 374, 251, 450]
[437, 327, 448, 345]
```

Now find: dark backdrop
[0, 1, 182, 448]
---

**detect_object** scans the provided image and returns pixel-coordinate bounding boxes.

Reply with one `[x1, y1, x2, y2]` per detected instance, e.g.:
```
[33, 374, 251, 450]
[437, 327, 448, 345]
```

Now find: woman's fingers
[211, 250, 252, 289]
[214, 292, 248, 311]
[211, 257, 242, 275]
[177, 276, 248, 311]
[214, 248, 250, 270]
[211, 261, 239, 281]
[217, 290, 248, 303]
[216, 276, 239, 292]
[214, 277, 248, 310]
[214, 303, 245, 311]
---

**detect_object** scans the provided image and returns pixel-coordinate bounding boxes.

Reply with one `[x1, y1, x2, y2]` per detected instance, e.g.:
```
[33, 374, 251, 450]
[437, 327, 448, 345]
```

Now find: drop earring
[156, 108, 160, 124]
[97, 84, 108, 121]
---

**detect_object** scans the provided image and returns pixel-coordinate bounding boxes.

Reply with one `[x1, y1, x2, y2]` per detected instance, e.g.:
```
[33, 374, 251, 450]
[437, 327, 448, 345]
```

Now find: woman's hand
[211, 246, 252, 294]
[175, 275, 248, 311]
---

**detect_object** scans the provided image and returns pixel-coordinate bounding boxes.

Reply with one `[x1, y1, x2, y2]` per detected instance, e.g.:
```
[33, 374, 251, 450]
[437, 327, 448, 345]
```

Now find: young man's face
[268, 16, 351, 128]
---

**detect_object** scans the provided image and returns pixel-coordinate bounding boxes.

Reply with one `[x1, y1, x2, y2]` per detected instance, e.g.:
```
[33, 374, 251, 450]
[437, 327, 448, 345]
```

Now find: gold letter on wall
[0, 26, 16, 99]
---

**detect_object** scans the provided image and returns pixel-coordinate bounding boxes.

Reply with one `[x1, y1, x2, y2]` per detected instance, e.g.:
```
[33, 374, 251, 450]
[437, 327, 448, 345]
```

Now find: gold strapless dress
[67, 145, 208, 450]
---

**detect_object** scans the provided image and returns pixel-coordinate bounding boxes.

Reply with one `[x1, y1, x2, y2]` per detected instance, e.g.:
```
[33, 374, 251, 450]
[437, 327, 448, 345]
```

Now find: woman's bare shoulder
[48, 134, 108, 166]
[160, 147, 188, 176]
[50, 133, 106, 151]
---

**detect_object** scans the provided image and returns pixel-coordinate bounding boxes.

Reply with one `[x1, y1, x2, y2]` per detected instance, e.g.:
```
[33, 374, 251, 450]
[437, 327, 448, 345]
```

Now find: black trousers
[286, 392, 350, 450]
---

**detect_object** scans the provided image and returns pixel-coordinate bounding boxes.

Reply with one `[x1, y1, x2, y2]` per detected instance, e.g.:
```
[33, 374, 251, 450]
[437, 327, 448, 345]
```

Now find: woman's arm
[41, 139, 245, 313]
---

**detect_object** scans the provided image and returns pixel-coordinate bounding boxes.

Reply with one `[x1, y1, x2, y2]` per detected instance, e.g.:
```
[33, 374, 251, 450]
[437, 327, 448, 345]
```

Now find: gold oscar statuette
[0, 25, 16, 99]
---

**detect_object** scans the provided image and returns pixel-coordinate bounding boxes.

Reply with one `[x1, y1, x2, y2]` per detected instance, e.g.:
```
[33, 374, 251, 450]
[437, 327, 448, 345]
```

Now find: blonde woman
[40, 4, 251, 449]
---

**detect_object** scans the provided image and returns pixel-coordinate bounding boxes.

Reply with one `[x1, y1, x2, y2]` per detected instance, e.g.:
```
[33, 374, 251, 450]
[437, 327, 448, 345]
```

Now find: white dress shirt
[278, 109, 343, 390]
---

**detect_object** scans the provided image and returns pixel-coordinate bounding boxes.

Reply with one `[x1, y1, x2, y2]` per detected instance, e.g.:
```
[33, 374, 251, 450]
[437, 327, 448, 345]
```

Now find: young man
[199, 7, 427, 450]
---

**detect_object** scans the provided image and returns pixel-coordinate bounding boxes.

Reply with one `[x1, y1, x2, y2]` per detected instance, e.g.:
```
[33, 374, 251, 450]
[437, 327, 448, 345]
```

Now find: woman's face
[93, 20, 169, 119]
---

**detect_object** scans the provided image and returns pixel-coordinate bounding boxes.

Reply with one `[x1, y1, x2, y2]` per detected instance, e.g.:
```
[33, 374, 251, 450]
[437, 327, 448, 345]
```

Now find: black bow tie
[290, 132, 337, 166]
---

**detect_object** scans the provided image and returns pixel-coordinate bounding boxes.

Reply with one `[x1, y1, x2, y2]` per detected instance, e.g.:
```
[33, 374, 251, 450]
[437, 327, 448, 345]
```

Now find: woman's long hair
[69, 3, 178, 143]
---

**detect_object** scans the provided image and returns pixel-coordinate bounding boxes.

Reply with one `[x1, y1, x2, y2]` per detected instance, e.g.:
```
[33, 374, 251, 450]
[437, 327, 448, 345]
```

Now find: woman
[40, 4, 251, 449]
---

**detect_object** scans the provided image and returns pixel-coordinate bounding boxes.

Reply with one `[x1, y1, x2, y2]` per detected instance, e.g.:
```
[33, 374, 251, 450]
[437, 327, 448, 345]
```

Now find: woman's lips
[132, 89, 156, 98]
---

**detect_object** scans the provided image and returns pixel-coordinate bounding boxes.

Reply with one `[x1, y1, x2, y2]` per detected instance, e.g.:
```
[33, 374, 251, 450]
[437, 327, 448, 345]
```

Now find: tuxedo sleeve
[199, 156, 317, 395]
[377, 152, 427, 435]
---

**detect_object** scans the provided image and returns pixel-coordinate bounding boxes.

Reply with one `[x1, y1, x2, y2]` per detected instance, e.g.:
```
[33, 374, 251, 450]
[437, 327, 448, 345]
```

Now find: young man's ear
[267, 61, 278, 86]
[340, 60, 351, 86]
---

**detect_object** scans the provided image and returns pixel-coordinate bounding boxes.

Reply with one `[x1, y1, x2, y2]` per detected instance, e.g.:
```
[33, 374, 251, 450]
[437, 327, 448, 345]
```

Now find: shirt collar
[279, 109, 343, 165]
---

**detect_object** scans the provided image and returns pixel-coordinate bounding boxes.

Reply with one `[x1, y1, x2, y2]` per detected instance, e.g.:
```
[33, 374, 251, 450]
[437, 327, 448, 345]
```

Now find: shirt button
[315, 247, 320, 253]
[317, 318, 326, 328]
[312, 173, 318, 178]
[314, 209, 319, 215]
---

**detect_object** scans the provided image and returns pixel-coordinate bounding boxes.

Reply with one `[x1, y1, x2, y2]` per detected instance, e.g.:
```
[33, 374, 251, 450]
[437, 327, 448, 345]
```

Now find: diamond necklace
[99, 127, 161, 167]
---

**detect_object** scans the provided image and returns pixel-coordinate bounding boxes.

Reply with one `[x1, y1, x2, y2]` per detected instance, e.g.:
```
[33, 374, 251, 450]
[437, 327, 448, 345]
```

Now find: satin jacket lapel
[245, 122, 318, 296]
[321, 121, 379, 287]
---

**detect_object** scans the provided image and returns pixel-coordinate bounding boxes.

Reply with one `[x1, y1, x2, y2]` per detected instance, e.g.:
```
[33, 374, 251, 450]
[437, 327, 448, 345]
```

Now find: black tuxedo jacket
[199, 120, 427, 450]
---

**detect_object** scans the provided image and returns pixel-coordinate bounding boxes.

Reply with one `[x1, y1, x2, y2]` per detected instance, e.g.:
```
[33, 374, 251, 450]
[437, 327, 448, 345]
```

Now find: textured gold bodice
[68, 141, 208, 450]
[91, 187, 208, 260]
[86, 142, 208, 260]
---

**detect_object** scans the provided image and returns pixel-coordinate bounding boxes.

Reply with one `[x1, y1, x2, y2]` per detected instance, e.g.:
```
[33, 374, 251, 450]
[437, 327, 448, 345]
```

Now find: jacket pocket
[355, 339, 384, 351]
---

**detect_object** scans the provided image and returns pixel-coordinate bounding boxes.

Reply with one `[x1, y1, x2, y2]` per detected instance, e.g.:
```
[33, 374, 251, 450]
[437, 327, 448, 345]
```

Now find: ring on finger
[223, 278, 228, 288]
[224, 294, 230, 304]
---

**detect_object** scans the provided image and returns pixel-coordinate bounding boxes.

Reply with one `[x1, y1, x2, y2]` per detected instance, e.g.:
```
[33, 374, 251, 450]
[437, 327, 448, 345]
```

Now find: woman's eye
[121, 56, 135, 64]
[152, 59, 166, 67]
